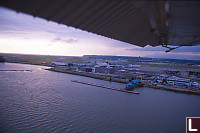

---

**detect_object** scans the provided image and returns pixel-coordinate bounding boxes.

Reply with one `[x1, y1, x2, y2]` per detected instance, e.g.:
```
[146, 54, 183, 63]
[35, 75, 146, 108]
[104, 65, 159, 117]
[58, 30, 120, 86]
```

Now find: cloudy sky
[0, 6, 200, 60]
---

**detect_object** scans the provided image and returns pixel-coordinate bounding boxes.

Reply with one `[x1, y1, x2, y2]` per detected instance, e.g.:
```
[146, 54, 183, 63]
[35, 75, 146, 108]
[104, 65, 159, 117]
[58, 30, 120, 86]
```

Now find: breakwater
[71, 80, 139, 94]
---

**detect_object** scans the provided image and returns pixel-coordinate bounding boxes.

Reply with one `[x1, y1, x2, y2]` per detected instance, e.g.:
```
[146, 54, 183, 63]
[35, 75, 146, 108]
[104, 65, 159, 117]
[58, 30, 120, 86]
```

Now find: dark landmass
[1, 53, 200, 65]
[1, 53, 200, 70]
[83, 55, 200, 64]
[0, 53, 84, 65]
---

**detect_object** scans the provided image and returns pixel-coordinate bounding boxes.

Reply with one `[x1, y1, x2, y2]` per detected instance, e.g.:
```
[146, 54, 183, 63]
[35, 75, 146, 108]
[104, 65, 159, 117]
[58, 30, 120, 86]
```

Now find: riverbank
[147, 84, 200, 95]
[2, 62, 200, 96]
[47, 67, 129, 84]
[47, 67, 200, 96]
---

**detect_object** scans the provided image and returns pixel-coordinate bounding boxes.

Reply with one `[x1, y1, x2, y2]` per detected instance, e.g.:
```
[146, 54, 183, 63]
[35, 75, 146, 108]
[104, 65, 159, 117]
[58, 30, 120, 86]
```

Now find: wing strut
[162, 44, 182, 53]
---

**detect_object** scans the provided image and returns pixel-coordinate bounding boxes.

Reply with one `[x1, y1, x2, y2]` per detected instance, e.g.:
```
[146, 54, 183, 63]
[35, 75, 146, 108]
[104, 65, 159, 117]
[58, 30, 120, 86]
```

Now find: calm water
[0, 63, 199, 133]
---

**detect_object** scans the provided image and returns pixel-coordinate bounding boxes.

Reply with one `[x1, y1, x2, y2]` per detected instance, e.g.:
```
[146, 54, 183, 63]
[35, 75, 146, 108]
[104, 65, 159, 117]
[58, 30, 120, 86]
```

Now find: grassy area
[140, 63, 200, 70]
[0, 53, 85, 65]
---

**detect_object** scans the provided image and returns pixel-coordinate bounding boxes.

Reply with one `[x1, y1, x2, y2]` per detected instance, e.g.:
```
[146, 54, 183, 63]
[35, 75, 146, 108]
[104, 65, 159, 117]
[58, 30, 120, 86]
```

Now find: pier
[71, 80, 139, 94]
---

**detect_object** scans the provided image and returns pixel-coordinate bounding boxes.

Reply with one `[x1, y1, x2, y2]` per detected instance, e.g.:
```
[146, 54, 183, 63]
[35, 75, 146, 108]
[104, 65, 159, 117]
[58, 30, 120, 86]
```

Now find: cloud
[53, 37, 78, 44]
[146, 52, 200, 60]
[171, 45, 200, 53]
[127, 44, 200, 54]
[128, 45, 167, 52]
[0, 6, 200, 60]
[65, 38, 78, 43]
[125, 44, 200, 60]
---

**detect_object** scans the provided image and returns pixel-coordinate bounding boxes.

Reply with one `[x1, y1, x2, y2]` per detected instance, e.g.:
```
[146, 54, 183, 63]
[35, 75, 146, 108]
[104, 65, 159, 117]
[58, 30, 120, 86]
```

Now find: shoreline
[47, 67, 200, 96]
[47, 67, 129, 84]
[147, 85, 200, 95]
[2, 62, 200, 96]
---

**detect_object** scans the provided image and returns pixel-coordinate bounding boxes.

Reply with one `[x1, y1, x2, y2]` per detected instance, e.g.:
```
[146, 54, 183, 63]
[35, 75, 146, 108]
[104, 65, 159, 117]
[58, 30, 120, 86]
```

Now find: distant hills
[83, 55, 200, 64]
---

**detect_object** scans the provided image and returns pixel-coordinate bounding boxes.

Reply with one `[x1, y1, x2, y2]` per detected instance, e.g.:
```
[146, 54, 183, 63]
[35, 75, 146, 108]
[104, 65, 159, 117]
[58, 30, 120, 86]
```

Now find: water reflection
[0, 63, 200, 133]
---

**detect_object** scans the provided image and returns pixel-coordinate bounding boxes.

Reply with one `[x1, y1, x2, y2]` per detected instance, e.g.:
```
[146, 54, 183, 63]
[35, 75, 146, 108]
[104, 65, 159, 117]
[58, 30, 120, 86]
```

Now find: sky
[0, 6, 200, 60]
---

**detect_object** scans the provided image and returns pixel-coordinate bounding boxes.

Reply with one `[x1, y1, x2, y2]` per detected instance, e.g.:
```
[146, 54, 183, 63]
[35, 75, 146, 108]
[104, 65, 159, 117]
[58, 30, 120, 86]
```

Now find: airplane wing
[0, 0, 200, 47]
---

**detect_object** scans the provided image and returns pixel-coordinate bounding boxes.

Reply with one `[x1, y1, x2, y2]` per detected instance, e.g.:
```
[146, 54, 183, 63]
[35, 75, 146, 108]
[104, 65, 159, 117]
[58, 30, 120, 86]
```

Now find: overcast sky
[0, 6, 200, 60]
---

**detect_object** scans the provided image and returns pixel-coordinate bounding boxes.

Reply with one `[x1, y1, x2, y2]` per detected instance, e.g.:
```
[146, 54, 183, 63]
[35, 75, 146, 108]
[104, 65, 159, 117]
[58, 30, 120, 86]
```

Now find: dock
[71, 80, 139, 94]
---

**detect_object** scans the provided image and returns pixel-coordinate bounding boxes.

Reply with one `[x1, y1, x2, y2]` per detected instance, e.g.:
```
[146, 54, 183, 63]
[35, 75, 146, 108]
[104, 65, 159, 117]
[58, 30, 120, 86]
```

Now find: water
[0, 63, 199, 133]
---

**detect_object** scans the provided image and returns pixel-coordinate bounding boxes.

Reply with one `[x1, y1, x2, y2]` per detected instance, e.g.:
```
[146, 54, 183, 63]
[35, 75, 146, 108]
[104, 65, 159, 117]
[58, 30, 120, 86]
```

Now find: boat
[132, 79, 144, 87]
[124, 82, 135, 91]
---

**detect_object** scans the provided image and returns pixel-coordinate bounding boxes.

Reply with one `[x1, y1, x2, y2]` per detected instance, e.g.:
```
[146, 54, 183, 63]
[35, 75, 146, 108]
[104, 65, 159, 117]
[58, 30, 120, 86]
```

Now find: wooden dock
[71, 80, 139, 94]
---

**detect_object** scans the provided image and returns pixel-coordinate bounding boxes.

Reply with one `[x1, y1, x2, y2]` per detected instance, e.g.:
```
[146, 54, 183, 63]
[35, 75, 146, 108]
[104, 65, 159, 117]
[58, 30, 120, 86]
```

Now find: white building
[52, 62, 68, 66]
[167, 77, 191, 86]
